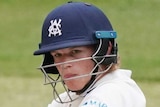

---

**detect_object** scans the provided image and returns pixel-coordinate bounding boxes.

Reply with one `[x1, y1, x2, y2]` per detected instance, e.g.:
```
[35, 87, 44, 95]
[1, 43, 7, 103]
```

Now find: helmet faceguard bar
[38, 54, 116, 70]
[39, 55, 115, 84]
[39, 55, 114, 103]
[40, 66, 75, 103]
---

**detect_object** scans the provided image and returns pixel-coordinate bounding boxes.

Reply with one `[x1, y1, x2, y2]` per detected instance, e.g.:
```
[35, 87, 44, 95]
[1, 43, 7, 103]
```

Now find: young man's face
[50, 45, 95, 91]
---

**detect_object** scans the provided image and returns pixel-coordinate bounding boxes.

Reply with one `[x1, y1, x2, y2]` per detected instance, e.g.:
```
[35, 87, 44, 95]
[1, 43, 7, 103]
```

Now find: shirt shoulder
[79, 72, 146, 107]
[79, 83, 123, 107]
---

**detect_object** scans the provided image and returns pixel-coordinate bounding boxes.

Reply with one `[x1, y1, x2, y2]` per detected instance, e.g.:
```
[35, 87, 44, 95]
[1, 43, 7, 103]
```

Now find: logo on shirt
[48, 19, 62, 37]
[82, 99, 107, 107]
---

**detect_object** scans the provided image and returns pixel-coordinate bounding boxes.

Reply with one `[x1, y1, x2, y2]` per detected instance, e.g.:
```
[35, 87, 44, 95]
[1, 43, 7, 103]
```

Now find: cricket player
[34, 2, 146, 107]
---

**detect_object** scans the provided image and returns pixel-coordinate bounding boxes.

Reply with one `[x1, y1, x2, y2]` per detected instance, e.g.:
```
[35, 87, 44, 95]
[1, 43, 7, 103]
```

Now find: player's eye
[54, 53, 62, 58]
[71, 50, 80, 55]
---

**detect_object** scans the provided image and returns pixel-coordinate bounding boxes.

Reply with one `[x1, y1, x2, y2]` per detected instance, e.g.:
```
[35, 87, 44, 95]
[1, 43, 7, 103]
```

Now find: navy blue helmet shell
[34, 2, 113, 55]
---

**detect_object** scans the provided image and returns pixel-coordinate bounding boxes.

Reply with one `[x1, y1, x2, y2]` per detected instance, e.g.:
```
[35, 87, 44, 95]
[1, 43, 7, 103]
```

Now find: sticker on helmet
[95, 31, 117, 39]
[48, 19, 62, 37]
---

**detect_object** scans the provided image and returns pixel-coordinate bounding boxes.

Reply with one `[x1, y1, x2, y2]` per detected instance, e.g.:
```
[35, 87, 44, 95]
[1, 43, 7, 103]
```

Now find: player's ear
[106, 41, 112, 55]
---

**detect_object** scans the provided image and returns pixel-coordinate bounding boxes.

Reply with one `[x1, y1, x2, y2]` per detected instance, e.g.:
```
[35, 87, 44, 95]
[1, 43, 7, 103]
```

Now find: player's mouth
[63, 74, 78, 80]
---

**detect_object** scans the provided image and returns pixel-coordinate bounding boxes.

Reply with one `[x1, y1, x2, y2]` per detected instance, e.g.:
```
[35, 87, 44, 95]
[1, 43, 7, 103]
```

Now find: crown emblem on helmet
[48, 19, 62, 37]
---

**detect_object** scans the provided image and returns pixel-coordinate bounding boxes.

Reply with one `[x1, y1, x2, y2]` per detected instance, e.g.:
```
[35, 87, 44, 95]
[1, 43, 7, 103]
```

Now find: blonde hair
[110, 56, 120, 71]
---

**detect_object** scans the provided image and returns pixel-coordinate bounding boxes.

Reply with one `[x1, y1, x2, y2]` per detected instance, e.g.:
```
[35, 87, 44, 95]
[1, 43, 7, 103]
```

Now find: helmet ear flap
[42, 53, 59, 74]
[103, 41, 118, 65]
[94, 39, 117, 65]
[94, 31, 118, 65]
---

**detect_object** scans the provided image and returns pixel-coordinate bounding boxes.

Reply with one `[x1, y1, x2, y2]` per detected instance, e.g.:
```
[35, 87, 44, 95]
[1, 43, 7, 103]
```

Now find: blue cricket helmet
[34, 2, 117, 74]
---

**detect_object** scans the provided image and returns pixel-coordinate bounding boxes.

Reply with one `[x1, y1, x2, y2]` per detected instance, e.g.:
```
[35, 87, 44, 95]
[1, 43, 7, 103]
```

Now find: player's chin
[65, 80, 85, 91]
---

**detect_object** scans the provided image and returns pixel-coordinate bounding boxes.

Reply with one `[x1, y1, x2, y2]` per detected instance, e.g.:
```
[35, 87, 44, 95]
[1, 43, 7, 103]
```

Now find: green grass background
[0, 0, 159, 107]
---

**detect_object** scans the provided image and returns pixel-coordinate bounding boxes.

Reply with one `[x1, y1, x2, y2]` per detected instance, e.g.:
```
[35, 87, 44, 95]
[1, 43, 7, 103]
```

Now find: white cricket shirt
[48, 69, 146, 107]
